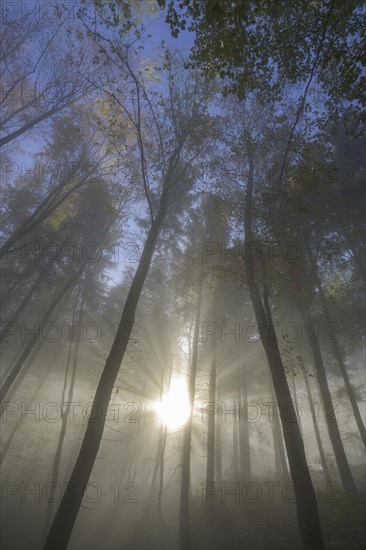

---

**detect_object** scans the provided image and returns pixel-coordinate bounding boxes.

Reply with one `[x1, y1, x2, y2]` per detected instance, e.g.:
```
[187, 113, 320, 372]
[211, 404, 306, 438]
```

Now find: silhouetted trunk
[0, 264, 84, 407]
[149, 370, 166, 503]
[43, 283, 85, 537]
[298, 300, 358, 496]
[0, 164, 90, 260]
[243, 138, 324, 550]
[239, 369, 251, 481]
[290, 373, 303, 436]
[0, 262, 37, 311]
[1, 268, 47, 340]
[315, 275, 366, 448]
[206, 340, 216, 515]
[44, 201, 167, 550]
[158, 425, 167, 524]
[179, 279, 202, 550]
[271, 385, 289, 478]
[215, 400, 222, 485]
[233, 384, 239, 479]
[300, 348, 332, 485]
[341, 224, 365, 278]
[0, 349, 60, 465]
[0, 99, 72, 150]
[158, 364, 171, 521]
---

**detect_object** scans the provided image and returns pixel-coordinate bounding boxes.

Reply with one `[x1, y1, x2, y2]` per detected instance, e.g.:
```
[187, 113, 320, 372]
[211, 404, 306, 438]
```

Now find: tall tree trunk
[239, 369, 251, 481]
[315, 274, 366, 448]
[299, 347, 332, 485]
[148, 370, 167, 503]
[243, 138, 325, 550]
[43, 283, 85, 537]
[0, 161, 92, 261]
[215, 398, 222, 485]
[158, 425, 167, 524]
[179, 279, 202, 550]
[233, 384, 239, 479]
[206, 340, 216, 515]
[0, 264, 84, 407]
[0, 349, 61, 466]
[1, 268, 47, 340]
[341, 224, 365, 277]
[0, 100, 72, 150]
[290, 372, 303, 436]
[271, 385, 289, 478]
[43, 203, 167, 550]
[298, 300, 358, 496]
[1, 264, 35, 312]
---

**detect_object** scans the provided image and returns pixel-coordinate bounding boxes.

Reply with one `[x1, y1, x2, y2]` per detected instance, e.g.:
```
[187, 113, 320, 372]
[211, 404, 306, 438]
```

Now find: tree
[159, 0, 365, 126]
[44, 58, 210, 550]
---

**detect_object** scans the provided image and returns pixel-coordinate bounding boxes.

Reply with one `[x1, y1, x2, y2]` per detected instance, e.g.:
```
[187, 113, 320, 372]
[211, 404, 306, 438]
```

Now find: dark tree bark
[271, 385, 289, 478]
[158, 425, 168, 524]
[1, 268, 47, 340]
[0, 99, 73, 150]
[290, 372, 303, 436]
[298, 300, 359, 496]
[1, 262, 37, 311]
[43, 283, 85, 537]
[233, 384, 240, 479]
[0, 349, 60, 466]
[0, 168, 89, 261]
[243, 138, 325, 550]
[315, 274, 366, 449]
[43, 199, 168, 550]
[299, 347, 332, 485]
[215, 393, 222, 485]
[239, 369, 251, 481]
[206, 341, 217, 515]
[0, 264, 84, 407]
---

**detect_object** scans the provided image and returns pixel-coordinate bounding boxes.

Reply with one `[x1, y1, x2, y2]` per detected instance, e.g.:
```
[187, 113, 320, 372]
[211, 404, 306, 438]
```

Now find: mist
[1, 2, 365, 550]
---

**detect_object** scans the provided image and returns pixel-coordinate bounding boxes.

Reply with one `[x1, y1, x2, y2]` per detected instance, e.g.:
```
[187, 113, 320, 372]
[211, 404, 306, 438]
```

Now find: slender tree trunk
[43, 204, 167, 550]
[233, 384, 239, 479]
[149, 371, 166, 503]
[0, 264, 84, 407]
[158, 362, 171, 521]
[179, 279, 202, 550]
[291, 373, 303, 436]
[315, 275, 366, 448]
[0, 161, 92, 261]
[243, 138, 325, 550]
[300, 349, 332, 485]
[206, 340, 216, 515]
[1, 265, 34, 312]
[158, 425, 167, 524]
[271, 385, 289, 478]
[215, 385, 222, 485]
[252, 285, 324, 548]
[0, 100, 71, 150]
[341, 224, 365, 277]
[1, 268, 47, 340]
[239, 369, 251, 481]
[298, 300, 358, 496]
[0, 349, 60, 466]
[43, 283, 85, 537]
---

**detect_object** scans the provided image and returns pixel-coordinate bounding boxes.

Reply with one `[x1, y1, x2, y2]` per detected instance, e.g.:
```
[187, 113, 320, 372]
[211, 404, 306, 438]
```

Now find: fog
[1, 2, 365, 550]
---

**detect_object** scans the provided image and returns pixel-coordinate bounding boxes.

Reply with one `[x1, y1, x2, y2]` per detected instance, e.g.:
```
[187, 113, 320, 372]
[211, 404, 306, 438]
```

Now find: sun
[154, 377, 190, 429]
